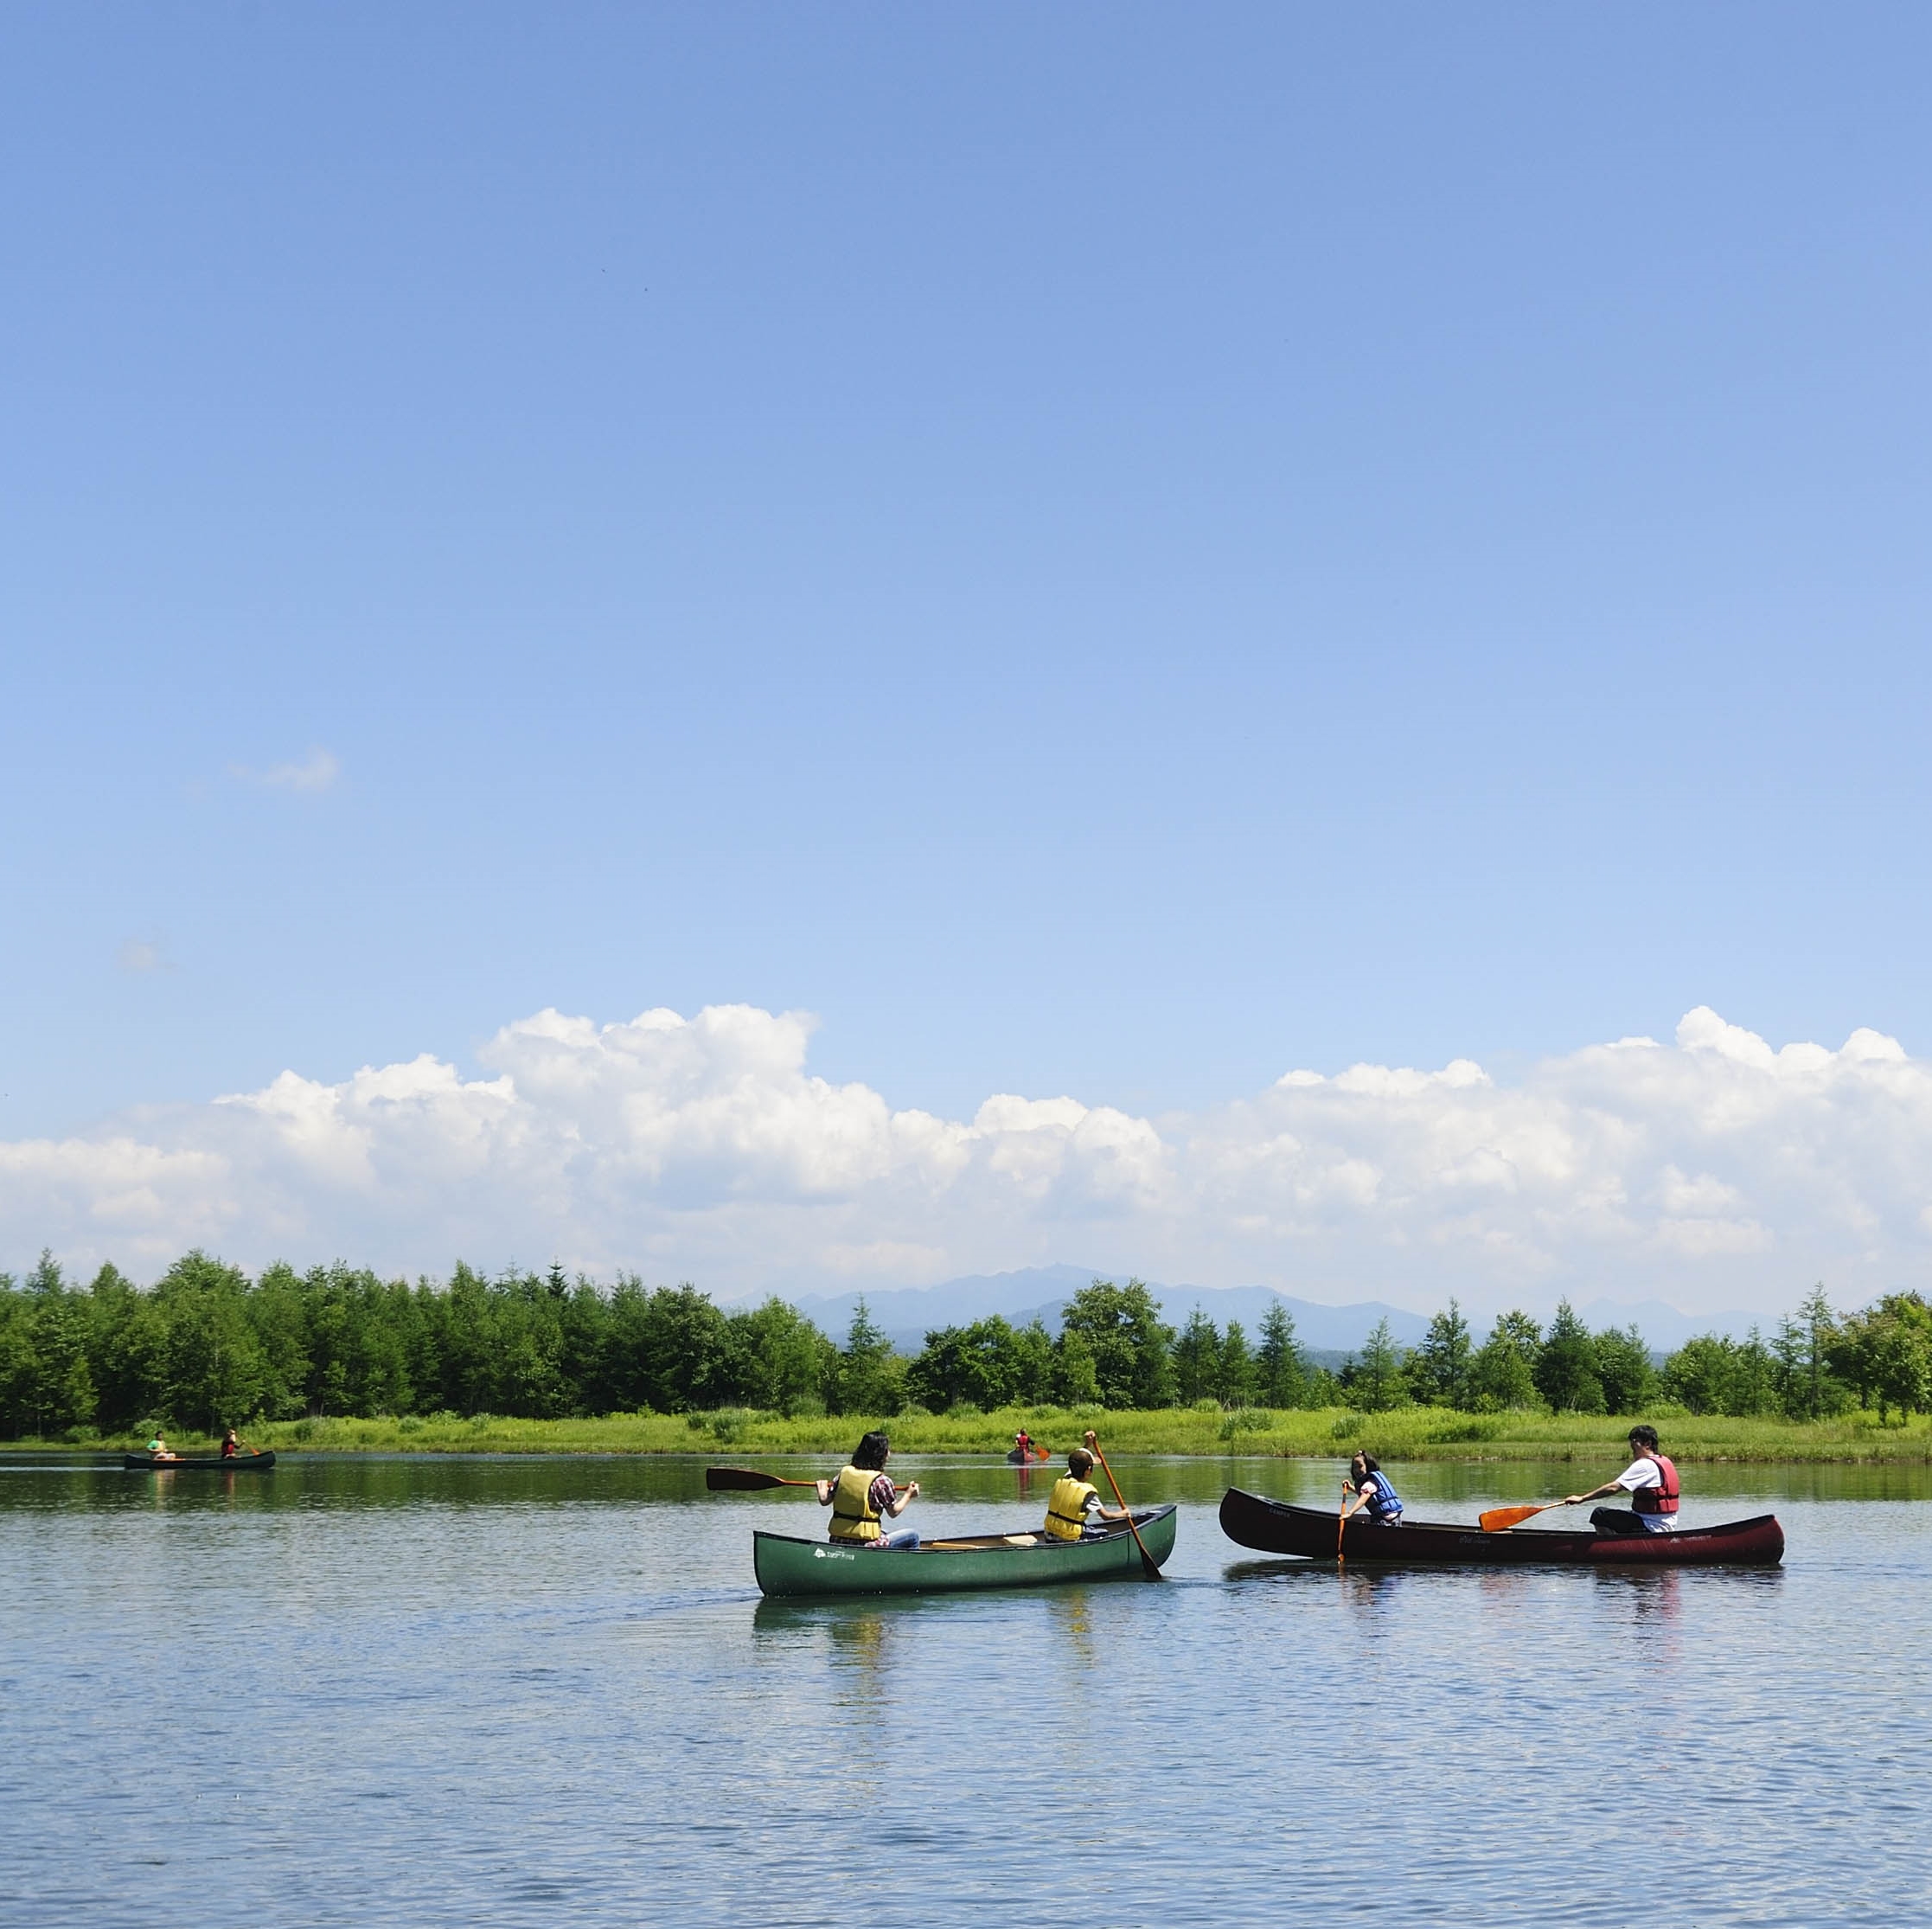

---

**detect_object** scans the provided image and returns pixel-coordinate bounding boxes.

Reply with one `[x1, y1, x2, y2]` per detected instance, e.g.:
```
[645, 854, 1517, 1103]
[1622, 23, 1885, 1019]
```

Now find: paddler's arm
[882, 1480, 920, 1517]
[1564, 1480, 1620, 1505]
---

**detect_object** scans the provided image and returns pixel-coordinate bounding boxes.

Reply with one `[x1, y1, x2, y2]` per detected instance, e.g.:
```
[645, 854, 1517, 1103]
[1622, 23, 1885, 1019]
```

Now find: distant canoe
[122, 1452, 278, 1471]
[753, 1504, 1177, 1598]
[1005, 1446, 1050, 1464]
[1219, 1489, 1782, 1567]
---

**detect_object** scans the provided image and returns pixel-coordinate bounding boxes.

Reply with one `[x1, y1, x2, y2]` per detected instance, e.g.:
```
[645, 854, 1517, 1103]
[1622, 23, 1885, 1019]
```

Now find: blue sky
[4, 9, 1932, 1310]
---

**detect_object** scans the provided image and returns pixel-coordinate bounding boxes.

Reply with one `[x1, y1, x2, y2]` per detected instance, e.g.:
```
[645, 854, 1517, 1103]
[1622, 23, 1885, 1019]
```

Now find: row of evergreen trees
[915, 1285, 1932, 1422]
[1, 1250, 1927, 1438]
[1321, 1287, 1932, 1421]
[0, 1253, 844, 1439]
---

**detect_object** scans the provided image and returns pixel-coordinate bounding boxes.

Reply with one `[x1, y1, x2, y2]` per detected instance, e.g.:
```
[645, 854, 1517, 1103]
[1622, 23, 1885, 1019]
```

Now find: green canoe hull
[752, 1505, 1178, 1598]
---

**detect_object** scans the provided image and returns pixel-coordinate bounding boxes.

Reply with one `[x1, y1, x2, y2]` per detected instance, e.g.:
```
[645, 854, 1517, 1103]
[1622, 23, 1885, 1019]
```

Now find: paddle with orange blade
[1478, 1499, 1574, 1533]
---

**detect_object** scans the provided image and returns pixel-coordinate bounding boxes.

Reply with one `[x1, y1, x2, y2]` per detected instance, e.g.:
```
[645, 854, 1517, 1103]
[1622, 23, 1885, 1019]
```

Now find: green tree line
[3, 1252, 1926, 1439]
[0, 1252, 842, 1438]
[1330, 1285, 1932, 1423]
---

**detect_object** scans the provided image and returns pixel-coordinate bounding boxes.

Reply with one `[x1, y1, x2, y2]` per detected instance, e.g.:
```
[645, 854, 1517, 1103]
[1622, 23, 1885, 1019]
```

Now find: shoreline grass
[9, 1402, 1932, 1462]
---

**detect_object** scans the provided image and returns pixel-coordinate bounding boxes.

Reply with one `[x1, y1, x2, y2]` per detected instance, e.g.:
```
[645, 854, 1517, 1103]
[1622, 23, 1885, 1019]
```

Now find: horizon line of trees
[1, 1251, 1927, 1439]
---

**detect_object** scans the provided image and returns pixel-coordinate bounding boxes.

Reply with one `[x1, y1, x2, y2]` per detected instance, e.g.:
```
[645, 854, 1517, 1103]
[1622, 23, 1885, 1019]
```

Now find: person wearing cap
[1041, 1445, 1132, 1541]
[147, 1435, 178, 1462]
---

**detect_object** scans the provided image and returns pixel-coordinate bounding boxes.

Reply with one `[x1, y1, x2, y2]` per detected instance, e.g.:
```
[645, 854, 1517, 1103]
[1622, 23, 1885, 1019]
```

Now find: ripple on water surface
[0, 1453, 1926, 1927]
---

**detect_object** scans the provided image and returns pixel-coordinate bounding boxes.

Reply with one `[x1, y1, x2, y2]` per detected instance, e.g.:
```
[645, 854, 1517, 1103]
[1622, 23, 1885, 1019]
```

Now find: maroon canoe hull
[1219, 1489, 1784, 1567]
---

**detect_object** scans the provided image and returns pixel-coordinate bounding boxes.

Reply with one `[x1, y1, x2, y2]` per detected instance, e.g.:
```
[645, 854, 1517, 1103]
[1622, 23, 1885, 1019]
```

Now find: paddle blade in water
[1479, 1503, 1549, 1533]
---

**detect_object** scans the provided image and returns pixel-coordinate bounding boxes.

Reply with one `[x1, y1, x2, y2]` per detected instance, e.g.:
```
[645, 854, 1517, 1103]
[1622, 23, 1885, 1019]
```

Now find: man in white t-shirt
[1564, 1425, 1680, 1535]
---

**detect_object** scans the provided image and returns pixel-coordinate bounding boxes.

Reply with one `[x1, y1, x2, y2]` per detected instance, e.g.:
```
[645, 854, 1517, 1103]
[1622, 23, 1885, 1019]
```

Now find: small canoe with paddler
[708, 1427, 1176, 1597]
[123, 1450, 277, 1471]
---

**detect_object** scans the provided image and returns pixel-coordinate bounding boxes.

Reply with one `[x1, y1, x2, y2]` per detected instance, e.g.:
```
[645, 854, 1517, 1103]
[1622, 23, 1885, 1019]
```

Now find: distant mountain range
[769, 1266, 1764, 1361]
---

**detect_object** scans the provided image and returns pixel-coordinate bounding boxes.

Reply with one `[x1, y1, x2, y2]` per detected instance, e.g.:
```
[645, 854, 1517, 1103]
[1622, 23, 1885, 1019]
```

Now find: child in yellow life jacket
[1042, 1446, 1132, 1542]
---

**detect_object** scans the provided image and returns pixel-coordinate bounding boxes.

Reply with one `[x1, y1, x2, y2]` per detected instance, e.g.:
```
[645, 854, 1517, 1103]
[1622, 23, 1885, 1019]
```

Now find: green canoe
[752, 1505, 1178, 1598]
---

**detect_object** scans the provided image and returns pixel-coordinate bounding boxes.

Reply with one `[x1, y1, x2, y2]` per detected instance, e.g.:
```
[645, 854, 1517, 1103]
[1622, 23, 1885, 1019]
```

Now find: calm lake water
[3, 1453, 1928, 1928]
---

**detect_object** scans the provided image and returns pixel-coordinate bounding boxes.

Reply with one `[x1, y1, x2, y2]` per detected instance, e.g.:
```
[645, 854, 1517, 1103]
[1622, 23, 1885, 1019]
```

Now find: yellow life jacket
[829, 1464, 883, 1541]
[1044, 1475, 1098, 1542]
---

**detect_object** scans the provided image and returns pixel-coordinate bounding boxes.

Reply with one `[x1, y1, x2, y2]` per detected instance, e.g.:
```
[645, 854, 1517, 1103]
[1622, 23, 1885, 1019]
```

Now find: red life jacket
[1631, 1452, 1679, 1516]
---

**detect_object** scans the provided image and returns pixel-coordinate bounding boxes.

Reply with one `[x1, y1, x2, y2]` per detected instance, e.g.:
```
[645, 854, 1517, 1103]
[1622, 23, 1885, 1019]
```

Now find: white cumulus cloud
[3, 1003, 1929, 1320]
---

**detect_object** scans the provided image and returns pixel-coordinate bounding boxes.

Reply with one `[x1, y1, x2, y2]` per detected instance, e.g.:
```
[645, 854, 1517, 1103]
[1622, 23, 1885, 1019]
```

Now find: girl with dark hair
[816, 1432, 921, 1549]
[1340, 1450, 1404, 1525]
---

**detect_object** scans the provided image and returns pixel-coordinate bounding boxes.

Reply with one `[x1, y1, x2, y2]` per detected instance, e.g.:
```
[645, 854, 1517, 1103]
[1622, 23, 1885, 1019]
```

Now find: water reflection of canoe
[1219, 1489, 1783, 1566]
[753, 1505, 1177, 1597]
[122, 1452, 278, 1471]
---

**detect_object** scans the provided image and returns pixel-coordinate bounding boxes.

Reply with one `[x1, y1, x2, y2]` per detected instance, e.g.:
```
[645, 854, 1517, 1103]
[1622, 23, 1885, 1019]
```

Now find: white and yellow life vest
[828, 1464, 883, 1541]
[1044, 1475, 1098, 1542]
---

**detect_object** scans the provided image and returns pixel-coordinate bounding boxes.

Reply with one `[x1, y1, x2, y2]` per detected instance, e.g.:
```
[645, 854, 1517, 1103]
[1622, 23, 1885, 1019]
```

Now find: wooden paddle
[1337, 1482, 1348, 1566]
[705, 1466, 907, 1494]
[1084, 1432, 1161, 1581]
[1478, 1499, 1573, 1533]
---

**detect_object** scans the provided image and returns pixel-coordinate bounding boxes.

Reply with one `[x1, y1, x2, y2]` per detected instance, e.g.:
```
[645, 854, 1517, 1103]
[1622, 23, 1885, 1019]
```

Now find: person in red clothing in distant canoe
[1565, 1424, 1680, 1535]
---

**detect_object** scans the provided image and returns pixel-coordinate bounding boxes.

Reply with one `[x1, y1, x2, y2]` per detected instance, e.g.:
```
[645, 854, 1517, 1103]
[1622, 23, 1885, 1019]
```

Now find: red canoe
[1219, 1488, 1784, 1567]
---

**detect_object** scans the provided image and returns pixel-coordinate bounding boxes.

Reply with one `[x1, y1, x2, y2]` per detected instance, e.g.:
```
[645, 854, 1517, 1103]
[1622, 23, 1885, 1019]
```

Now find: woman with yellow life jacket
[1041, 1445, 1132, 1542]
[1563, 1424, 1681, 1535]
[815, 1431, 922, 1549]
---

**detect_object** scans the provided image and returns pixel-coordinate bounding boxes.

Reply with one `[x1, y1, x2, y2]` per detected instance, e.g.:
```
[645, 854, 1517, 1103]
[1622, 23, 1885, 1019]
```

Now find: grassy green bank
[18, 1403, 1932, 1462]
